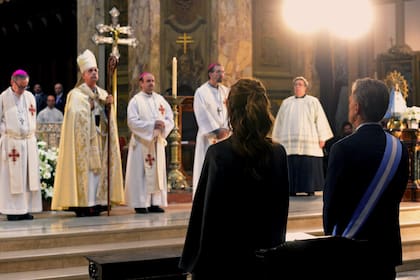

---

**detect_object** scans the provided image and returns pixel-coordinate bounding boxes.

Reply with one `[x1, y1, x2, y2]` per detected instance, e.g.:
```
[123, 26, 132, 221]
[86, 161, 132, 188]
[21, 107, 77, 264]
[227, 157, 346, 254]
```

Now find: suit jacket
[323, 123, 409, 266]
[179, 137, 290, 279]
[55, 93, 67, 113]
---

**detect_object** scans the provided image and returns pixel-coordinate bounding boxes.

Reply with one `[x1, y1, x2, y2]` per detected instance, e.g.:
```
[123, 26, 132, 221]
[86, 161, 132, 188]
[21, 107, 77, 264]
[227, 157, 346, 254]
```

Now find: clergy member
[124, 72, 174, 214]
[51, 49, 125, 217]
[192, 63, 230, 197]
[36, 94, 64, 123]
[272, 76, 333, 196]
[0, 69, 42, 221]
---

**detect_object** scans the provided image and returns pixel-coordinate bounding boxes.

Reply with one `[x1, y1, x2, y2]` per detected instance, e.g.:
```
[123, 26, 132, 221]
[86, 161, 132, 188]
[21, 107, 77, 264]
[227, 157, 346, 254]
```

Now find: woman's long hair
[227, 78, 274, 180]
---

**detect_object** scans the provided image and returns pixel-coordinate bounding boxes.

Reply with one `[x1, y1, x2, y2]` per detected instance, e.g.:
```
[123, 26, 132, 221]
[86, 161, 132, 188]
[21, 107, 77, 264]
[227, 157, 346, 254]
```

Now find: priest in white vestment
[36, 94, 64, 123]
[51, 49, 124, 217]
[272, 76, 333, 196]
[192, 63, 230, 197]
[125, 72, 174, 213]
[0, 69, 42, 221]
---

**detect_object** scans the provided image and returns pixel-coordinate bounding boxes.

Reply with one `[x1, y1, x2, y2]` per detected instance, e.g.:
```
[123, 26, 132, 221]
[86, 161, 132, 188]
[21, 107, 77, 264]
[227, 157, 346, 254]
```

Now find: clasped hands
[153, 120, 165, 138]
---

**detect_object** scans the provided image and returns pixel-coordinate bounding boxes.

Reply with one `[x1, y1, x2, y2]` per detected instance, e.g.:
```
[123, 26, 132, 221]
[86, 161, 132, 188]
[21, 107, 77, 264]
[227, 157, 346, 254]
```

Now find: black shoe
[135, 208, 148, 214]
[289, 192, 297, 197]
[7, 213, 33, 221]
[148, 205, 165, 213]
[22, 213, 34, 220]
[96, 205, 110, 213]
[75, 209, 86, 217]
[307, 192, 315, 196]
[7, 215, 21, 221]
[88, 206, 100, 216]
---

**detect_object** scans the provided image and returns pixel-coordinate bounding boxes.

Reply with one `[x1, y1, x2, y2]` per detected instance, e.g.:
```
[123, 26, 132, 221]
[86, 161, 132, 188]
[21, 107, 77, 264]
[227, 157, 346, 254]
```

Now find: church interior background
[1, 0, 420, 186]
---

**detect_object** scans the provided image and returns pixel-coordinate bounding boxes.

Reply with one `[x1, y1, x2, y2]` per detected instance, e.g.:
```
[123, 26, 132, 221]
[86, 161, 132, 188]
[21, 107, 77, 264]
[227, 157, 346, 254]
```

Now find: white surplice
[36, 107, 64, 123]
[0, 87, 42, 215]
[192, 82, 230, 197]
[124, 91, 174, 208]
[272, 95, 333, 157]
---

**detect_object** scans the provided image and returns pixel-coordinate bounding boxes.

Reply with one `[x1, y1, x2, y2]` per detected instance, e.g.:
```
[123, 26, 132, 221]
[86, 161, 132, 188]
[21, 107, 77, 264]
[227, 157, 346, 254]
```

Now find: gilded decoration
[384, 70, 409, 99]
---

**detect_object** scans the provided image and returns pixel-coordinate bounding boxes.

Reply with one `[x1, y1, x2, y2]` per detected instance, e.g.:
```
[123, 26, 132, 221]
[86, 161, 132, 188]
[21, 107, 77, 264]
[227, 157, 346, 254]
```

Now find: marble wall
[213, 0, 253, 87]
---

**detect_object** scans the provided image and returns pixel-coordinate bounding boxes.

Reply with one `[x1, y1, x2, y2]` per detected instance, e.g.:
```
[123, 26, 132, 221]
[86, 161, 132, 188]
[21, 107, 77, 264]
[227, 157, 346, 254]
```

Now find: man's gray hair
[351, 78, 389, 122]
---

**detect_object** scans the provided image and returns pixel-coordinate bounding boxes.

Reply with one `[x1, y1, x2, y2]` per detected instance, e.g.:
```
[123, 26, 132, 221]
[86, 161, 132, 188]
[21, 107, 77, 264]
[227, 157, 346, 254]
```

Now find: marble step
[287, 204, 420, 233]
[0, 225, 187, 252]
[0, 266, 88, 280]
[0, 237, 185, 274]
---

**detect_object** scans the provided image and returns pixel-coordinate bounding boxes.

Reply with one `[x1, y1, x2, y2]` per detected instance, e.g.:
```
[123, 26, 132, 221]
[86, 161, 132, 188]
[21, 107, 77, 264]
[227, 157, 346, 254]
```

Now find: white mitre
[77, 49, 97, 73]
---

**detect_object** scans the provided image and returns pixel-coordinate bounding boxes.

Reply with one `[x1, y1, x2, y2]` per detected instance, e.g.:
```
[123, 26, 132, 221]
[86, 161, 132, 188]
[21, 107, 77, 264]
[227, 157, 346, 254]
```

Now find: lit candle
[172, 57, 177, 98]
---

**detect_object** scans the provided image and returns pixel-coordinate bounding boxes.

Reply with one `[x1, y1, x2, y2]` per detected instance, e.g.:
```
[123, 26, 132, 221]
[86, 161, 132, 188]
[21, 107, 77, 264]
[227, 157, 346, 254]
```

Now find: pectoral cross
[92, 6, 138, 111]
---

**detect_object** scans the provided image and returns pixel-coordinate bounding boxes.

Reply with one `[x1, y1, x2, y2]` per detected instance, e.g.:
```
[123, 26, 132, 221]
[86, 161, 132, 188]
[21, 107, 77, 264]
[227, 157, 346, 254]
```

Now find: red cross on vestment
[158, 104, 165, 116]
[8, 148, 20, 162]
[29, 104, 36, 116]
[145, 154, 155, 167]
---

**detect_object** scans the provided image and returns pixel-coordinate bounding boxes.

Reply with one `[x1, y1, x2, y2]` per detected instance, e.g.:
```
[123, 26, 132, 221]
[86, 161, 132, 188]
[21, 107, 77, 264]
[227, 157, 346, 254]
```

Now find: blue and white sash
[333, 132, 403, 238]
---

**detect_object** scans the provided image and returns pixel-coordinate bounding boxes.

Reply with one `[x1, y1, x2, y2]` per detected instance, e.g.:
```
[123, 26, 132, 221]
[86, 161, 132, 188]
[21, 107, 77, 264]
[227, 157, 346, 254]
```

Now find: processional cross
[91, 6, 138, 215]
[92, 6, 138, 110]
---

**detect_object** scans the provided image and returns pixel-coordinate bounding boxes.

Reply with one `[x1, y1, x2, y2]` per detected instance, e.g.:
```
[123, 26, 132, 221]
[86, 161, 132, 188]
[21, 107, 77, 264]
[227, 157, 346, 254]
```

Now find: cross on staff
[176, 33, 194, 54]
[91, 6, 138, 216]
[92, 6, 138, 110]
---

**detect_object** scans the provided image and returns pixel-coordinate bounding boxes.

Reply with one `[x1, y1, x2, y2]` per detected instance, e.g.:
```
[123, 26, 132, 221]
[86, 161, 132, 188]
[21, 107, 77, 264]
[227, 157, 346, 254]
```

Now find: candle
[172, 57, 177, 98]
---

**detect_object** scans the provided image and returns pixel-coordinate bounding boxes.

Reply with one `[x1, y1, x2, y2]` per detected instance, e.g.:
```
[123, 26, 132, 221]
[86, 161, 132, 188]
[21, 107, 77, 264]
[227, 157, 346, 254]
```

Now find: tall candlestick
[172, 57, 177, 98]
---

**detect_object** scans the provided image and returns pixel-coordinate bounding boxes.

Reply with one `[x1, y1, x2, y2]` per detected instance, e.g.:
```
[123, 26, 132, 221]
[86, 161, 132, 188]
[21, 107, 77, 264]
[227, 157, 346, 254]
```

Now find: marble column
[211, 0, 253, 86]
[128, 0, 161, 97]
[77, 0, 106, 87]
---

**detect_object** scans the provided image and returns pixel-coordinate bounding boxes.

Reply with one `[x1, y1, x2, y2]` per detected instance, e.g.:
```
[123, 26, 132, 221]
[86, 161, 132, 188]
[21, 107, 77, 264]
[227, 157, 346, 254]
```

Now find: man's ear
[354, 102, 360, 115]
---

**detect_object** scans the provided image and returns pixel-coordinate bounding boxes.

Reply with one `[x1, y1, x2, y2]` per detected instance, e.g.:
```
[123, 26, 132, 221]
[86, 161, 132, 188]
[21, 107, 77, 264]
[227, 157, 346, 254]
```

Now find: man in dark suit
[323, 78, 409, 280]
[32, 83, 47, 114]
[53, 82, 67, 113]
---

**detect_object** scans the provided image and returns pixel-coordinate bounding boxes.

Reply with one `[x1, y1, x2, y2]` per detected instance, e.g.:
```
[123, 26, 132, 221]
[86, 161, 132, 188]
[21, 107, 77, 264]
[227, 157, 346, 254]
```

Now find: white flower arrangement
[402, 106, 420, 129]
[38, 141, 58, 200]
[403, 106, 420, 120]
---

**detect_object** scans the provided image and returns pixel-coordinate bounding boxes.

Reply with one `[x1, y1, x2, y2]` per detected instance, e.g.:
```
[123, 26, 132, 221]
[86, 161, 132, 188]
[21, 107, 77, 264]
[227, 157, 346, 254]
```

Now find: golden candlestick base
[167, 96, 188, 191]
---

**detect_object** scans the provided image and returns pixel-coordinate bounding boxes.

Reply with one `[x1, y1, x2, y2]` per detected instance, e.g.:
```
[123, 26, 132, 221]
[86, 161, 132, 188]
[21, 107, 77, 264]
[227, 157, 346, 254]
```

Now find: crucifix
[92, 6, 138, 111]
[176, 33, 194, 54]
[91, 6, 138, 215]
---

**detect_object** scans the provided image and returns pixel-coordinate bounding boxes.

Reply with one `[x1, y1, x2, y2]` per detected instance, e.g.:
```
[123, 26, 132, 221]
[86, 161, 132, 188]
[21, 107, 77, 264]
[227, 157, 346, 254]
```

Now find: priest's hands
[154, 120, 165, 136]
[105, 95, 114, 105]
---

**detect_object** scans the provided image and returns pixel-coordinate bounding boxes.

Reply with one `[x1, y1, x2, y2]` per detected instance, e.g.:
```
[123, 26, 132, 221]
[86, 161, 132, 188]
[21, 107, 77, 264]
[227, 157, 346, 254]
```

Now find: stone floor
[0, 191, 419, 279]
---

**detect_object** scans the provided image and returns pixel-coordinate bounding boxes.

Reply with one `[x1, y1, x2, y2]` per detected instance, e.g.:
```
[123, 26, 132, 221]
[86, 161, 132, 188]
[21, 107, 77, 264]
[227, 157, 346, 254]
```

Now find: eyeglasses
[14, 81, 29, 90]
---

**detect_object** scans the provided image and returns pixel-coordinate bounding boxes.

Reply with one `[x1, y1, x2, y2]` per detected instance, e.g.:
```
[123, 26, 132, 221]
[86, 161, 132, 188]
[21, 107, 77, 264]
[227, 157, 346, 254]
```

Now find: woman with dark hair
[179, 78, 290, 279]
